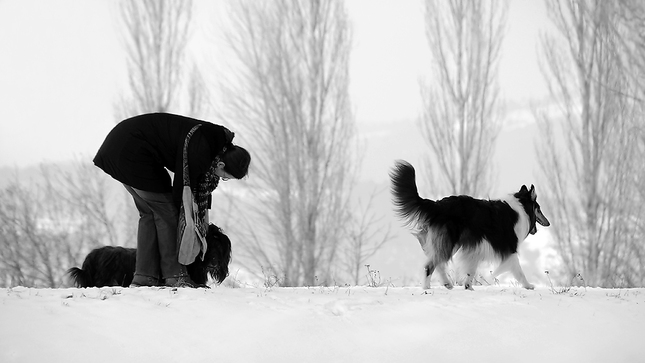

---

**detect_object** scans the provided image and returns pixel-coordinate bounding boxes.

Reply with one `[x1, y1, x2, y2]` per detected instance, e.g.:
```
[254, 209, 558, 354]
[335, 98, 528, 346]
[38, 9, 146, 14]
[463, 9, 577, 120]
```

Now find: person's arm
[187, 124, 234, 191]
[171, 123, 233, 207]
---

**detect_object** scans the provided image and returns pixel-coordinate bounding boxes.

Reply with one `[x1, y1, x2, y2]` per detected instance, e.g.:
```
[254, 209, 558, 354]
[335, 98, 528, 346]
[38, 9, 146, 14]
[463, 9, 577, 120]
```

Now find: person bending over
[94, 112, 250, 288]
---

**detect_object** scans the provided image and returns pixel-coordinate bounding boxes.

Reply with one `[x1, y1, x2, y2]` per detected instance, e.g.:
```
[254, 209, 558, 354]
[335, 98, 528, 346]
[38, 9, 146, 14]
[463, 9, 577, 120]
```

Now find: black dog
[67, 224, 231, 287]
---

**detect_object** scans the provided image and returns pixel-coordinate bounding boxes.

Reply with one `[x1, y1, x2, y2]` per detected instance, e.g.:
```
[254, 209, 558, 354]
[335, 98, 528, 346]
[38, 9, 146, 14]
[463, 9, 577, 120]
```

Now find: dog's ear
[519, 185, 528, 194]
[530, 184, 537, 201]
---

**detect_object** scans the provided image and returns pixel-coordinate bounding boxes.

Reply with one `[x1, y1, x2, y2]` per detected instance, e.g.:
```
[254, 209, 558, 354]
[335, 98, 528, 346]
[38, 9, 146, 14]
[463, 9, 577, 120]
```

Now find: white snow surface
[1, 285, 643, 363]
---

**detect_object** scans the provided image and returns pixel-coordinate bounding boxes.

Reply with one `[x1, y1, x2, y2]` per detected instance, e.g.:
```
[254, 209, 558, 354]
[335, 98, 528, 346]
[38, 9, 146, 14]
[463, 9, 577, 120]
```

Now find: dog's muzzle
[536, 210, 550, 227]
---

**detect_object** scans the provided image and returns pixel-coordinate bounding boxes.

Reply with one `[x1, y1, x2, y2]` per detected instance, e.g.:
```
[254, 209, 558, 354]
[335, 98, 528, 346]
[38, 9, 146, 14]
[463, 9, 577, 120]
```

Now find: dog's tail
[389, 160, 435, 227]
[66, 267, 91, 288]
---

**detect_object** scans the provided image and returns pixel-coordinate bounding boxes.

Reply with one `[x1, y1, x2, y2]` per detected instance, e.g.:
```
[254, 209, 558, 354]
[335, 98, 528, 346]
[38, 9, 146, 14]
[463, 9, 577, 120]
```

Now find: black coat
[93, 113, 232, 207]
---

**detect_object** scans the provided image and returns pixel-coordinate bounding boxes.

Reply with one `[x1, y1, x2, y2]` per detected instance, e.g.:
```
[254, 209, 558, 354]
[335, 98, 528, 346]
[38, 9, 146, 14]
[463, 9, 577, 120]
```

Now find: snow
[1, 285, 643, 363]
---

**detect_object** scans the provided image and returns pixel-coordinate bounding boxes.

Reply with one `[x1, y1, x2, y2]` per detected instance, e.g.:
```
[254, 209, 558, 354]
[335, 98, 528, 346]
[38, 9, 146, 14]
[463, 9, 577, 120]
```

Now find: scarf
[195, 156, 221, 224]
[178, 124, 231, 264]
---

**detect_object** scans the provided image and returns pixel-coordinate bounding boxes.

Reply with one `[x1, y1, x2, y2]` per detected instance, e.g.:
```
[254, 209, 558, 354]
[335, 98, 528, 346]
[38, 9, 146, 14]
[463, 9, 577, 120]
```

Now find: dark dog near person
[67, 224, 231, 288]
[389, 160, 550, 290]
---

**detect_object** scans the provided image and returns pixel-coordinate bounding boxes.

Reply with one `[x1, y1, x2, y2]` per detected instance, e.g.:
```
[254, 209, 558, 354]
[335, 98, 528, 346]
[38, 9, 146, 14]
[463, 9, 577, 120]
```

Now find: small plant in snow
[605, 276, 638, 300]
[222, 269, 244, 288]
[365, 265, 381, 287]
[545, 271, 587, 295]
[261, 266, 282, 289]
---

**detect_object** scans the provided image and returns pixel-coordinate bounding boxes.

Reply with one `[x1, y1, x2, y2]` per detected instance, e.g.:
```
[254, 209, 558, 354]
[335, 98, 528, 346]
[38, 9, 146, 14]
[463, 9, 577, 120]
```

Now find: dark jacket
[93, 113, 233, 207]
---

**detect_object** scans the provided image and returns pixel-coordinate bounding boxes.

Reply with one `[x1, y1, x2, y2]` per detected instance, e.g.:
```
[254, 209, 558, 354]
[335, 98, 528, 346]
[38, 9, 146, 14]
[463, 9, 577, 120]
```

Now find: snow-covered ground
[1, 284, 643, 363]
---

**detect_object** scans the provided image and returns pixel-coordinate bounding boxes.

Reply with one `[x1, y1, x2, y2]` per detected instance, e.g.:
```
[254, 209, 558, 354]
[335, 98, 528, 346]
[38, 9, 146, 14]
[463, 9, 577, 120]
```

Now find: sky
[1, 285, 643, 363]
[0, 0, 550, 173]
[0, 0, 556, 283]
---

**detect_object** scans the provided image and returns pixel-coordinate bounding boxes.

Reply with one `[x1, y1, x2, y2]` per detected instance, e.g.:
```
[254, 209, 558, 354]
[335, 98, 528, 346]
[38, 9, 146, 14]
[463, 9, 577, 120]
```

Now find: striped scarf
[195, 156, 221, 223]
[180, 125, 227, 244]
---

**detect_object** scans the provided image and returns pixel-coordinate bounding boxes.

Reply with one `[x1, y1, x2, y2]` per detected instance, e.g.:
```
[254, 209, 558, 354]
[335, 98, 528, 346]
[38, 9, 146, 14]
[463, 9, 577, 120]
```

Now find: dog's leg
[435, 263, 453, 289]
[427, 227, 454, 290]
[494, 253, 534, 290]
[420, 229, 436, 289]
[414, 229, 429, 252]
[461, 241, 497, 290]
[462, 259, 477, 291]
[491, 258, 512, 278]
[423, 260, 453, 290]
[423, 260, 435, 289]
[459, 247, 479, 291]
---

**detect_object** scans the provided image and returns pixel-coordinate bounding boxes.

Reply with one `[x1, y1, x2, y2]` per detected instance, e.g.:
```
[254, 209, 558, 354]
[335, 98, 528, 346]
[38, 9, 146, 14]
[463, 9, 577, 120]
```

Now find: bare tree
[0, 162, 126, 287]
[116, 0, 194, 116]
[0, 1, 207, 289]
[113, 0, 206, 245]
[186, 64, 209, 117]
[341, 190, 394, 285]
[219, 0, 356, 286]
[536, 0, 645, 287]
[419, 0, 507, 196]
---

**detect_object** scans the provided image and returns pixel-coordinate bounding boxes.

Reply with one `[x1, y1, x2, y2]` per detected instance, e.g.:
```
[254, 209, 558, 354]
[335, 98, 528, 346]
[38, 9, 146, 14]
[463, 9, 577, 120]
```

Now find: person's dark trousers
[124, 185, 183, 284]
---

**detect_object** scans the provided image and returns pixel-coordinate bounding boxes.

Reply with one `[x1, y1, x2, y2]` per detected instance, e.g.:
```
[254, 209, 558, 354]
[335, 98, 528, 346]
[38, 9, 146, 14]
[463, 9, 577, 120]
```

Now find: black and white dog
[67, 224, 231, 288]
[389, 160, 550, 290]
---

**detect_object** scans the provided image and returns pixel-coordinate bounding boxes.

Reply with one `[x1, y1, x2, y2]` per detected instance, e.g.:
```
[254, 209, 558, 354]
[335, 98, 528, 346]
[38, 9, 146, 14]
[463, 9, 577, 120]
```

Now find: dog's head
[188, 224, 232, 285]
[515, 185, 550, 235]
[203, 224, 232, 284]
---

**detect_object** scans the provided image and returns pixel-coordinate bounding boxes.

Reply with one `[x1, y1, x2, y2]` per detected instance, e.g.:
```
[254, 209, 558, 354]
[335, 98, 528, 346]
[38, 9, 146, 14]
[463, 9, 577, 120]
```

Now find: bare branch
[418, 0, 507, 196]
[217, 0, 357, 286]
[537, 0, 645, 287]
[117, 0, 194, 116]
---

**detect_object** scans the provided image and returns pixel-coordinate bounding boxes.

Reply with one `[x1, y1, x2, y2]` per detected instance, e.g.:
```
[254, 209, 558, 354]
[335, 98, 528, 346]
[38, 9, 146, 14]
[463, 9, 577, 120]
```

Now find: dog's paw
[523, 283, 535, 290]
[464, 283, 474, 291]
[443, 283, 454, 290]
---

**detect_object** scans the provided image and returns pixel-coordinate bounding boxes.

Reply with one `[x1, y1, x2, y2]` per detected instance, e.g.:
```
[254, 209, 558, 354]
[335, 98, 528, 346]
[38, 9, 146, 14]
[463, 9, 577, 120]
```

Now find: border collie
[389, 160, 550, 290]
[67, 224, 231, 288]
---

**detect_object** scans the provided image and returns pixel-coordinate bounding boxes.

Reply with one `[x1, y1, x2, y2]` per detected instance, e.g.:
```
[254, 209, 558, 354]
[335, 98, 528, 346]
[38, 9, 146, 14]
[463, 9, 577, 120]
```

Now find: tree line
[1, 0, 643, 288]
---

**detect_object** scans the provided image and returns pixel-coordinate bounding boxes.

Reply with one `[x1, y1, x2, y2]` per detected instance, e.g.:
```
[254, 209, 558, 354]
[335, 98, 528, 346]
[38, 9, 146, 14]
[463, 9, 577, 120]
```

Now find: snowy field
[1, 284, 643, 363]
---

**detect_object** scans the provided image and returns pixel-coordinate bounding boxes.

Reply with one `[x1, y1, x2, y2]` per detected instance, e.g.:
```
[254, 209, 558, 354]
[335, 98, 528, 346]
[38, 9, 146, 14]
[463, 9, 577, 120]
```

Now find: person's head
[214, 145, 251, 181]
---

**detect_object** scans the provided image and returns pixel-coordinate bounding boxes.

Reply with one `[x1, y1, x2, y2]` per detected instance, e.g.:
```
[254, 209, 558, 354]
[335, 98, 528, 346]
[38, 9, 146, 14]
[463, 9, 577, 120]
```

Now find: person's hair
[221, 145, 251, 179]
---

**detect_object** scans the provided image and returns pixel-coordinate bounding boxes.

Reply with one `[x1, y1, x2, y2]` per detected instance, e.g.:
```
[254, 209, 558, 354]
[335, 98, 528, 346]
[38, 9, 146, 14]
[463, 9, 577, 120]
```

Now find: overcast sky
[0, 0, 555, 281]
[0, 0, 550, 177]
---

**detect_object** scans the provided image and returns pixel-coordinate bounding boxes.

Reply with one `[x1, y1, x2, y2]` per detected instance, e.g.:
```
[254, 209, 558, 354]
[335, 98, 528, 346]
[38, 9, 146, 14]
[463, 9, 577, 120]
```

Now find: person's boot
[164, 275, 200, 288]
[129, 275, 160, 287]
